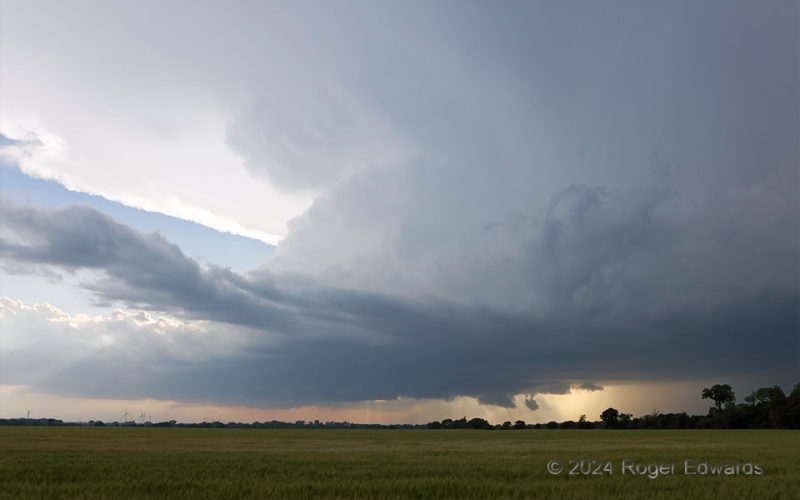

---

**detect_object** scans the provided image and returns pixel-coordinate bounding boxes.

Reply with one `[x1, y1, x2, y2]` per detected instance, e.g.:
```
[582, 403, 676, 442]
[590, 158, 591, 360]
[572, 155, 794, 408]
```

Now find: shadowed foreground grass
[1, 427, 797, 499]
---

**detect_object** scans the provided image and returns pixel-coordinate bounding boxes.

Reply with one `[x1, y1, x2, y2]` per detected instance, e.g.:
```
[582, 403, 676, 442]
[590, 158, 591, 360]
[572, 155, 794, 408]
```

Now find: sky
[0, 0, 797, 425]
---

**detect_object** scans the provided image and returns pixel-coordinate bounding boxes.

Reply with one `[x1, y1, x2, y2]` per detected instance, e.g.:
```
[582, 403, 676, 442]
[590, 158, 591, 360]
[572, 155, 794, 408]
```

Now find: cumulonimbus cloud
[1, 193, 796, 408]
[1, 1, 797, 410]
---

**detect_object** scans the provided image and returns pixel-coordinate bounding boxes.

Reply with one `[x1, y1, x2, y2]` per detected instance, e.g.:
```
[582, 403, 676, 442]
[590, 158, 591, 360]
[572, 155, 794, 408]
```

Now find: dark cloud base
[1, 200, 797, 409]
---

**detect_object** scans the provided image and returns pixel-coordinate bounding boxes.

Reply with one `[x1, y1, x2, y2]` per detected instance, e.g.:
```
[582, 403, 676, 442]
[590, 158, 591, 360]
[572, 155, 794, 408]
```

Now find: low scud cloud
[524, 397, 539, 411]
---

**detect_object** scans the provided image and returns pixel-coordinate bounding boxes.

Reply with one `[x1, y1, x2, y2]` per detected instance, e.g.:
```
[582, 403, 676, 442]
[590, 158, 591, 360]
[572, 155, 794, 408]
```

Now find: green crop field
[1, 427, 797, 499]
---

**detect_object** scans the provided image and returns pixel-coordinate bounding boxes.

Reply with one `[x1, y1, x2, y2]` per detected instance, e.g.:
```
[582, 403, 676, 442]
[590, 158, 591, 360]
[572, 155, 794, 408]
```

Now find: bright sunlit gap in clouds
[1, 0, 797, 424]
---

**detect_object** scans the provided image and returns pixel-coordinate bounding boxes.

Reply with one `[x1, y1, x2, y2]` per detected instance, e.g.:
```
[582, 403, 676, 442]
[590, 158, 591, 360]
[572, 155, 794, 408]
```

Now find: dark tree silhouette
[468, 417, 492, 430]
[752, 386, 786, 405]
[600, 408, 620, 428]
[789, 384, 800, 429]
[701, 384, 735, 410]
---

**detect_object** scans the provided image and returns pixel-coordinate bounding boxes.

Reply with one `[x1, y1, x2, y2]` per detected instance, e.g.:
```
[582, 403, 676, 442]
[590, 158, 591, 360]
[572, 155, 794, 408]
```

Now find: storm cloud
[1, 1, 797, 410]
[1, 194, 796, 408]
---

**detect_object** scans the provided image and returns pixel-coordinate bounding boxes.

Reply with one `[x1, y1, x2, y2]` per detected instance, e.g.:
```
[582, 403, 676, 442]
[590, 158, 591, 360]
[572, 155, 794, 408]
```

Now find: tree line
[426, 382, 800, 430]
[594, 382, 800, 429]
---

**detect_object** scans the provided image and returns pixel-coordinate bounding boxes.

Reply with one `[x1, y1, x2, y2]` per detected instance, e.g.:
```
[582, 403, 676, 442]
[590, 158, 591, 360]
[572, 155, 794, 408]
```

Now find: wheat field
[1, 427, 797, 499]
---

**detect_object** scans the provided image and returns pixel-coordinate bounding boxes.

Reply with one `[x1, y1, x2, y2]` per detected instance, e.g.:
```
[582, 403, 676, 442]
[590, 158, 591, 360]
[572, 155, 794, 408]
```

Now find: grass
[1, 427, 798, 499]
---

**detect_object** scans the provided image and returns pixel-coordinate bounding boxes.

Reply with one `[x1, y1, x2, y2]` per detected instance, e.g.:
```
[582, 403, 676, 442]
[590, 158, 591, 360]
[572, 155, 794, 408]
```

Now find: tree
[513, 420, 526, 430]
[577, 414, 592, 429]
[701, 384, 735, 410]
[600, 408, 620, 428]
[502, 421, 512, 430]
[468, 417, 492, 430]
[752, 386, 786, 405]
[789, 383, 800, 429]
[757, 386, 788, 428]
